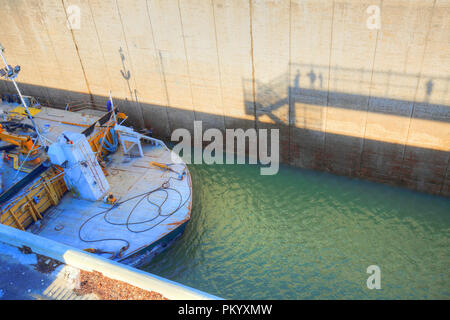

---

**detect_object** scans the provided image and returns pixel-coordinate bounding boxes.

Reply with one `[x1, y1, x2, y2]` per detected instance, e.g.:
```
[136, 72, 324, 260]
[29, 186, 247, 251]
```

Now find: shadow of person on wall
[307, 69, 316, 88]
[294, 69, 301, 94]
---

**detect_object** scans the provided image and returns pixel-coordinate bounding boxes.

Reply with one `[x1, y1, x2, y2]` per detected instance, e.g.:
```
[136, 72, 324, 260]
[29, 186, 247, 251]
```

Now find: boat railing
[65, 101, 108, 113]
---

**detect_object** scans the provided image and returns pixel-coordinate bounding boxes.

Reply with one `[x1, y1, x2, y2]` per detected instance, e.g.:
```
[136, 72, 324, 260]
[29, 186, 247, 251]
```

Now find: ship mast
[0, 43, 45, 147]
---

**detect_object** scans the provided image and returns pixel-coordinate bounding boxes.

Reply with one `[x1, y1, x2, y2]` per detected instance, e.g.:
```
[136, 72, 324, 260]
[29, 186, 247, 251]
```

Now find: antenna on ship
[109, 90, 117, 123]
[0, 43, 46, 147]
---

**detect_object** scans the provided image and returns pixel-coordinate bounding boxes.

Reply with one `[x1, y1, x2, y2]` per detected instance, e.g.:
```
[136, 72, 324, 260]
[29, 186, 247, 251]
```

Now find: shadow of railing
[242, 64, 449, 196]
[244, 63, 449, 127]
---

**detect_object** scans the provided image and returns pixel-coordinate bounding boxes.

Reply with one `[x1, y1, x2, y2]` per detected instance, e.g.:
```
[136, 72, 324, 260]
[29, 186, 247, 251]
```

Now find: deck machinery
[0, 46, 192, 266]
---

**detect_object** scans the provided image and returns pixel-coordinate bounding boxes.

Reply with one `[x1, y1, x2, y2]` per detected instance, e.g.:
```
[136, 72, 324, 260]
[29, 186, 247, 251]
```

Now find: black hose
[0, 144, 17, 152]
[78, 169, 191, 259]
[1, 121, 35, 132]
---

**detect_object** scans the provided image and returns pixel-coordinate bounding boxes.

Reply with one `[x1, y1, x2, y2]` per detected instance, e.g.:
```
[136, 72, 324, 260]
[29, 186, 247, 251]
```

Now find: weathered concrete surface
[0, 240, 166, 300]
[0, 0, 448, 195]
[0, 241, 97, 300]
[0, 223, 222, 300]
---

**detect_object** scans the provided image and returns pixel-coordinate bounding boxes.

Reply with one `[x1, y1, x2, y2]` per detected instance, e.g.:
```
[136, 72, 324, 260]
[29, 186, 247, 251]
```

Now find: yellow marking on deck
[10, 106, 41, 117]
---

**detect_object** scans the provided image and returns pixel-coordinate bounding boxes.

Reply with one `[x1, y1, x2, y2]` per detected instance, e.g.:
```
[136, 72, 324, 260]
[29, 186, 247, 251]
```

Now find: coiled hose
[78, 168, 190, 260]
[102, 127, 118, 153]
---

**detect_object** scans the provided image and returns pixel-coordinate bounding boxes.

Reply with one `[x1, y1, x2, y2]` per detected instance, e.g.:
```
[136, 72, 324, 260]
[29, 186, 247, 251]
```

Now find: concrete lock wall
[0, 0, 448, 196]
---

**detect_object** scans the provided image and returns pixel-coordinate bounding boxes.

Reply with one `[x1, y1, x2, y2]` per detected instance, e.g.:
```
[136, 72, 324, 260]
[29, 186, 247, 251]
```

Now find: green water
[142, 163, 450, 299]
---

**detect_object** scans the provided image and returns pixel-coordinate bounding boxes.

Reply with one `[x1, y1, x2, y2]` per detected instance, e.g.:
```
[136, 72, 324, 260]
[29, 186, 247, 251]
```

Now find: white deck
[1, 102, 102, 141]
[0, 102, 192, 262]
[34, 143, 192, 261]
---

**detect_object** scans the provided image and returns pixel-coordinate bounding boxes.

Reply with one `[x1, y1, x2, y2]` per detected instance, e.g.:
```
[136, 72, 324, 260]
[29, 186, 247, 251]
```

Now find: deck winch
[48, 131, 110, 201]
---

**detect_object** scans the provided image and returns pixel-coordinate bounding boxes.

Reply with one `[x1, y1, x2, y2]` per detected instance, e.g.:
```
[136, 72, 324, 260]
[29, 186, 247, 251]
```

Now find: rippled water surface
[142, 163, 450, 299]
